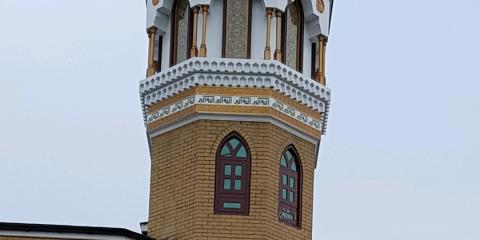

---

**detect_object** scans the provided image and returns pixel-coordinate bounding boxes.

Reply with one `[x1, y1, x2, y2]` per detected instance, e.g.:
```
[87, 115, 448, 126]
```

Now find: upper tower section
[144, 0, 333, 81]
[141, 0, 334, 142]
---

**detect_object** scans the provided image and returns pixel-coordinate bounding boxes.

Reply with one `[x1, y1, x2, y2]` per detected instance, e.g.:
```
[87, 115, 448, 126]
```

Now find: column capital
[192, 6, 200, 13]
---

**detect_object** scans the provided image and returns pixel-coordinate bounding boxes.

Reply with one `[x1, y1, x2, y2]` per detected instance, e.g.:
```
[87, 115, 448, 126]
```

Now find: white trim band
[146, 94, 323, 131]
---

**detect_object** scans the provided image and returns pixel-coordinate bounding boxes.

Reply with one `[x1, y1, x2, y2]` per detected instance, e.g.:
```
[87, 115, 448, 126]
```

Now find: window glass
[235, 165, 242, 176]
[282, 174, 288, 185]
[290, 161, 297, 172]
[223, 202, 241, 209]
[221, 145, 231, 157]
[234, 180, 242, 190]
[224, 179, 231, 190]
[281, 155, 287, 166]
[236, 146, 247, 158]
[289, 177, 295, 189]
[224, 165, 232, 176]
[229, 138, 240, 149]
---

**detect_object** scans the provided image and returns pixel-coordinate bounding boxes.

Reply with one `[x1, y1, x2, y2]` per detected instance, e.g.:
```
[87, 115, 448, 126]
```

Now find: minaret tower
[140, 0, 334, 239]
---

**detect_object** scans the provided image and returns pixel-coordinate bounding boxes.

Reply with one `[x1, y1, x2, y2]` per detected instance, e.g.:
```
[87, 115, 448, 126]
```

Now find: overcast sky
[1, 0, 480, 239]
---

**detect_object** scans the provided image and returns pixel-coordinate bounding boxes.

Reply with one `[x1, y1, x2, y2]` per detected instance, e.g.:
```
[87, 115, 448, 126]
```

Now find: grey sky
[1, 1, 479, 239]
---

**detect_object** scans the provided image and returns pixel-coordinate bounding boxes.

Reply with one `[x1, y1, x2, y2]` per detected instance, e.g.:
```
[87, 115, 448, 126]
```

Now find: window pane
[289, 177, 295, 189]
[224, 179, 231, 190]
[281, 211, 295, 221]
[220, 145, 231, 156]
[234, 180, 242, 190]
[224, 165, 232, 176]
[289, 191, 294, 203]
[229, 138, 240, 149]
[236, 146, 247, 158]
[280, 155, 287, 166]
[285, 151, 293, 161]
[223, 202, 241, 209]
[175, 0, 190, 64]
[235, 165, 242, 176]
[282, 188, 287, 200]
[224, 0, 250, 59]
[282, 174, 288, 186]
[290, 161, 297, 172]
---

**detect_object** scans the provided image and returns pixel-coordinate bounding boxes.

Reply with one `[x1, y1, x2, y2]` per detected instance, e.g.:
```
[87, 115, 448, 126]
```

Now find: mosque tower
[140, 0, 334, 239]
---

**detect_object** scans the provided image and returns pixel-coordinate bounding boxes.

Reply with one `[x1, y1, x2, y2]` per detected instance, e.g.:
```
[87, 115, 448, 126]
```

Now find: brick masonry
[148, 120, 316, 240]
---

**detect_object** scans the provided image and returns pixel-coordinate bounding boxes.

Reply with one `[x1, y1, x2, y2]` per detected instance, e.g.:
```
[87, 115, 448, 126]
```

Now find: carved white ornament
[146, 95, 323, 131]
[140, 58, 331, 134]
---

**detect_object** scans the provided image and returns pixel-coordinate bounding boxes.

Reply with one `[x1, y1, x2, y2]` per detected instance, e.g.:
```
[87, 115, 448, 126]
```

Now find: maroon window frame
[214, 132, 251, 215]
[278, 146, 302, 227]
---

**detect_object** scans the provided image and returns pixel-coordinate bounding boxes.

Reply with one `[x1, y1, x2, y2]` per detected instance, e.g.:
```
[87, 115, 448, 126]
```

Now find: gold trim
[190, 7, 200, 58]
[146, 27, 157, 77]
[273, 10, 282, 61]
[199, 5, 209, 57]
[316, 0, 325, 13]
[264, 8, 273, 60]
[314, 35, 327, 85]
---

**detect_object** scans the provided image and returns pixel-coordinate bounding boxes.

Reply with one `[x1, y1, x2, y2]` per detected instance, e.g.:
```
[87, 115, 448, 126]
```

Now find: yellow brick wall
[148, 120, 316, 240]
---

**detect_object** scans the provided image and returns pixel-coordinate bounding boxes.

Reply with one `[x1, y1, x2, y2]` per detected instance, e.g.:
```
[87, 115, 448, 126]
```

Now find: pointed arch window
[282, 1, 304, 72]
[222, 0, 252, 59]
[171, 0, 192, 65]
[278, 146, 301, 227]
[215, 133, 251, 215]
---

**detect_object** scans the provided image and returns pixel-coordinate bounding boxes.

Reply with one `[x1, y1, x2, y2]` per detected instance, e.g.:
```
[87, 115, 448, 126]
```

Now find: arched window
[282, 1, 304, 72]
[278, 146, 301, 227]
[215, 132, 251, 215]
[171, 0, 192, 65]
[222, 0, 252, 59]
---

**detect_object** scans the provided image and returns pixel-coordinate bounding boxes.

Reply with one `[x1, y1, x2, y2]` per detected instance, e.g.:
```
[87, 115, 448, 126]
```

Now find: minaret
[140, 0, 334, 239]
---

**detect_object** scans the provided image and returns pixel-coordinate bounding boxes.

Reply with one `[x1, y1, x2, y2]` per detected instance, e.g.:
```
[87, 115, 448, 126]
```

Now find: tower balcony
[139, 58, 332, 141]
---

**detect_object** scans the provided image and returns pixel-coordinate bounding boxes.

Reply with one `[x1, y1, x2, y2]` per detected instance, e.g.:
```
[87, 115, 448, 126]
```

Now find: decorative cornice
[139, 58, 332, 134]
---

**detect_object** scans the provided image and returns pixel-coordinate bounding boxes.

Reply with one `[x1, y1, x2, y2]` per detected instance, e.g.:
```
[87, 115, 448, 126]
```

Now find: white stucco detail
[139, 57, 331, 134]
[146, 94, 323, 130]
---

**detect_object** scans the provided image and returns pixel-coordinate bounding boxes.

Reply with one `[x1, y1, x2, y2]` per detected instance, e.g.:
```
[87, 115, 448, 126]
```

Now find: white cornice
[139, 58, 332, 135]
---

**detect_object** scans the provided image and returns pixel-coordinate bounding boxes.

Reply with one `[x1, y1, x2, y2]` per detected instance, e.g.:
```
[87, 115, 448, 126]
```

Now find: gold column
[273, 10, 282, 61]
[146, 27, 157, 77]
[190, 7, 200, 57]
[264, 8, 273, 60]
[199, 5, 209, 57]
[315, 35, 327, 85]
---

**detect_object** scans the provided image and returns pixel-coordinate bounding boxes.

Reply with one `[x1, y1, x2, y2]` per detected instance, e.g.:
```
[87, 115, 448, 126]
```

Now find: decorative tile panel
[285, 2, 300, 70]
[174, 0, 190, 64]
[224, 0, 250, 59]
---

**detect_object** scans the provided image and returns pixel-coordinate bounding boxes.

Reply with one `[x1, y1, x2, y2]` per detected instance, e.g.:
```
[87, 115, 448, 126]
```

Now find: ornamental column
[273, 10, 282, 61]
[190, 6, 200, 57]
[146, 27, 157, 77]
[264, 8, 273, 60]
[315, 35, 327, 85]
[199, 5, 209, 57]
